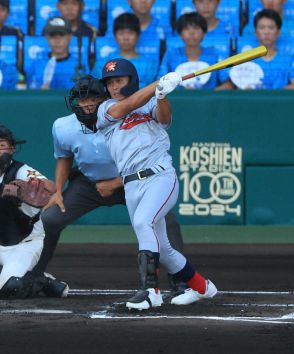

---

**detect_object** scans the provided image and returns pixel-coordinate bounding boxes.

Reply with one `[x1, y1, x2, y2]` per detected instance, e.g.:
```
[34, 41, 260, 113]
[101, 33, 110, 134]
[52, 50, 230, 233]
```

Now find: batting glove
[155, 72, 182, 100]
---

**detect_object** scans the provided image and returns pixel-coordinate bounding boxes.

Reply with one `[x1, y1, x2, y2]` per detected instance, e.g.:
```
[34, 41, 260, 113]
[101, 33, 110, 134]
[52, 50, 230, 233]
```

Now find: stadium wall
[1, 90, 294, 225]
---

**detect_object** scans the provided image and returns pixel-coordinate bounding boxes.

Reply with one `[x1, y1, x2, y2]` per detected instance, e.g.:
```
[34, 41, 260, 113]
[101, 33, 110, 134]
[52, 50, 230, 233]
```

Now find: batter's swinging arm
[181, 46, 268, 81]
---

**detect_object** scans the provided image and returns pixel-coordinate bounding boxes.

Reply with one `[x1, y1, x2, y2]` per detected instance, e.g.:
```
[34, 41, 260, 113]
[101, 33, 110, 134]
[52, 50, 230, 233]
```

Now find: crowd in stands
[0, 0, 293, 90]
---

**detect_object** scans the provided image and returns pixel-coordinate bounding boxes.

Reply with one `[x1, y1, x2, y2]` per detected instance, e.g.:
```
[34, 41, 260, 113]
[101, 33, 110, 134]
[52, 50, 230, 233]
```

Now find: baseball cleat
[126, 288, 163, 310]
[43, 273, 69, 298]
[171, 280, 217, 305]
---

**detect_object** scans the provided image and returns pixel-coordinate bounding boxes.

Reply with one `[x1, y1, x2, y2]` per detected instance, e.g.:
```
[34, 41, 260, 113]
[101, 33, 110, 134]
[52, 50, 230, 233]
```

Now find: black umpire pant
[34, 172, 183, 273]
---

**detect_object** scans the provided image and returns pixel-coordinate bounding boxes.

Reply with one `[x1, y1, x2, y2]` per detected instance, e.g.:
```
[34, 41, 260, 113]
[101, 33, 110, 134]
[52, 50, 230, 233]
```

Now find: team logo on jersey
[105, 61, 117, 72]
[26, 170, 43, 178]
[120, 112, 152, 130]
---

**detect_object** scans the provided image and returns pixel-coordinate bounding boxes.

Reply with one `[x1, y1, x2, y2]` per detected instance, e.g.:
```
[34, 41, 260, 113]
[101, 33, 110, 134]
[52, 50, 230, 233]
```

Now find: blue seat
[95, 36, 118, 60]
[0, 36, 18, 66]
[5, 0, 28, 34]
[24, 35, 90, 73]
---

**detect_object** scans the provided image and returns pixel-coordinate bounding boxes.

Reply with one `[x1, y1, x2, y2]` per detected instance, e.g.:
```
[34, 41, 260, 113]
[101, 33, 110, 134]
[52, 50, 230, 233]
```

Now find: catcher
[0, 124, 63, 299]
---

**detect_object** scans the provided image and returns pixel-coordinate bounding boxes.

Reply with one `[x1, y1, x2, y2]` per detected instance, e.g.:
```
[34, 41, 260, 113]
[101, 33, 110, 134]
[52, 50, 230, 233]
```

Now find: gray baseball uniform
[97, 97, 187, 275]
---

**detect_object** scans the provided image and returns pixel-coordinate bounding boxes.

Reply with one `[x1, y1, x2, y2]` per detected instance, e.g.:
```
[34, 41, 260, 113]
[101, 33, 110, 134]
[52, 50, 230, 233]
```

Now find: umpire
[33, 75, 184, 287]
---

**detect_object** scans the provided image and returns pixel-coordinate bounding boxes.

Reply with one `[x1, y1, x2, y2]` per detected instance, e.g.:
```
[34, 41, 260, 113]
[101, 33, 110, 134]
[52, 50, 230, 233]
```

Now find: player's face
[255, 17, 280, 46]
[128, 0, 155, 16]
[106, 76, 130, 101]
[115, 29, 139, 52]
[47, 33, 72, 56]
[57, 0, 82, 21]
[180, 25, 205, 46]
[193, 0, 219, 20]
[0, 5, 9, 24]
[261, 0, 286, 12]
[0, 139, 14, 155]
[77, 97, 105, 114]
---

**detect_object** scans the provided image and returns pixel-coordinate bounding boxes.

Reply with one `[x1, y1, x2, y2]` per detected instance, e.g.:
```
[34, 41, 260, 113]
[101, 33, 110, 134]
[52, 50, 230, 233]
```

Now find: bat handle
[182, 73, 196, 81]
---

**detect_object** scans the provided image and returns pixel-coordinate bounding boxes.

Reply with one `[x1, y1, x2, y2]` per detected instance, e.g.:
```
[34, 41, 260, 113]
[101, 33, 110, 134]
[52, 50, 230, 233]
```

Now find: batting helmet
[101, 58, 139, 97]
[66, 75, 108, 132]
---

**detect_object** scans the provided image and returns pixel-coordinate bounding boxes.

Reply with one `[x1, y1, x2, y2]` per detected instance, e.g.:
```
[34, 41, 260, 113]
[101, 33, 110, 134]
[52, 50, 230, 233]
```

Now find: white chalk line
[89, 313, 294, 325]
[69, 289, 293, 296]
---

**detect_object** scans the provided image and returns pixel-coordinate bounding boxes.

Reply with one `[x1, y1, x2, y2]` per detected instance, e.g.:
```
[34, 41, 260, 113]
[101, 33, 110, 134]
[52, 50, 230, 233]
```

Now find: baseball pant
[124, 168, 187, 275]
[0, 237, 43, 289]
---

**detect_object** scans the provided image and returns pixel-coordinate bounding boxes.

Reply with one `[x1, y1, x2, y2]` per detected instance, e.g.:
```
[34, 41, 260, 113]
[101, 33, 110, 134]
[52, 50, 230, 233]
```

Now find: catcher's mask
[101, 58, 139, 97]
[66, 75, 108, 133]
[0, 124, 26, 175]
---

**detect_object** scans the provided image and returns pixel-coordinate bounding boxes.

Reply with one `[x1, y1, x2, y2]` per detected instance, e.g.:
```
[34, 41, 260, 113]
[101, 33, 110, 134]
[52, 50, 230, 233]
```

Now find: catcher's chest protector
[0, 161, 39, 246]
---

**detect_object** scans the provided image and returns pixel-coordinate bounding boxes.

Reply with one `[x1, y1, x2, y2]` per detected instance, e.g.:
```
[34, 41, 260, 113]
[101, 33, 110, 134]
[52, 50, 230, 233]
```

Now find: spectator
[0, 0, 24, 77]
[0, 0, 23, 38]
[230, 9, 294, 89]
[192, 0, 233, 57]
[157, 12, 232, 90]
[92, 13, 157, 88]
[57, 0, 96, 41]
[243, 0, 290, 35]
[26, 16, 89, 89]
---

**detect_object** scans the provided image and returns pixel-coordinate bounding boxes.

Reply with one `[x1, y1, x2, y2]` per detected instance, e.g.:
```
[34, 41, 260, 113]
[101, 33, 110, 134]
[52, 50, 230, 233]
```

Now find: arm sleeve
[97, 99, 120, 130]
[52, 122, 74, 159]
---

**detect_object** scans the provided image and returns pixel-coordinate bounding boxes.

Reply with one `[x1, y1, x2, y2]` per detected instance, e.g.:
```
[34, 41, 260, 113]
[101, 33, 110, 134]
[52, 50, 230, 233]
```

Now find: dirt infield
[1, 243, 294, 354]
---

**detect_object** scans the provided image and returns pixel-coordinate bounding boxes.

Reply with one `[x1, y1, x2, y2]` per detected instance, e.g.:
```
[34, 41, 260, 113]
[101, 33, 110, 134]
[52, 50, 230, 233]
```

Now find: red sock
[187, 272, 207, 294]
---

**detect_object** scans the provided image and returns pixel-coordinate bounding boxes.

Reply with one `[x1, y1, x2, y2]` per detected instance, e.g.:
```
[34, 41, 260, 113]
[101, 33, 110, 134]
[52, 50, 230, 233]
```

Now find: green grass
[60, 225, 294, 244]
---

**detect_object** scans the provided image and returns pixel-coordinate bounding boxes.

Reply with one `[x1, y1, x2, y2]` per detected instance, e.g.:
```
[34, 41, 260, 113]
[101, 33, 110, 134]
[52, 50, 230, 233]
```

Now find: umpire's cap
[43, 16, 72, 36]
[0, 124, 26, 146]
[101, 58, 139, 97]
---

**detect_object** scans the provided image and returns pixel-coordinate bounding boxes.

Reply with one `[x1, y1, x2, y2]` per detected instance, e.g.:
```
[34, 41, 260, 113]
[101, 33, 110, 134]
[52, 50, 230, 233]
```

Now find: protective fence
[0, 90, 293, 225]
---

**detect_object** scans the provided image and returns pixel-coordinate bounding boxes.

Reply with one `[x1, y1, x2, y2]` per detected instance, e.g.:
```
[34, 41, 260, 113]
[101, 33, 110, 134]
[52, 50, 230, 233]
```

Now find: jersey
[26, 54, 90, 89]
[92, 51, 158, 88]
[53, 114, 119, 181]
[157, 46, 229, 88]
[97, 97, 173, 177]
[252, 52, 294, 89]
[0, 162, 45, 246]
[0, 60, 18, 89]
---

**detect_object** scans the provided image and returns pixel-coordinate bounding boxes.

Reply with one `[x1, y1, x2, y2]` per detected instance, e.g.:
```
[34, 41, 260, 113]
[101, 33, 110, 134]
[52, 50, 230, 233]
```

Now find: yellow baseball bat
[182, 46, 268, 81]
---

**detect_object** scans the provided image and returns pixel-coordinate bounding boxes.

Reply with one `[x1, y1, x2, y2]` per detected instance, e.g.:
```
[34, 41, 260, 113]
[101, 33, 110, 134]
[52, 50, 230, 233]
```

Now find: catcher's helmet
[0, 124, 26, 146]
[66, 75, 108, 132]
[101, 58, 139, 97]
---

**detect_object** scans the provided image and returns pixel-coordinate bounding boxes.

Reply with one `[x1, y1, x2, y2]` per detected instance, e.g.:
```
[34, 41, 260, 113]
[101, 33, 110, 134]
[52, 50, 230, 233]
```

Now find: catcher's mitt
[1, 178, 53, 208]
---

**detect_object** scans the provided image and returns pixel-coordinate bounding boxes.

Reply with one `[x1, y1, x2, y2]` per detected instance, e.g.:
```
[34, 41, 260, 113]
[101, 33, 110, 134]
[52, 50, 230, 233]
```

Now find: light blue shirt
[252, 52, 294, 89]
[27, 55, 90, 89]
[53, 114, 119, 181]
[157, 46, 229, 88]
[0, 61, 18, 89]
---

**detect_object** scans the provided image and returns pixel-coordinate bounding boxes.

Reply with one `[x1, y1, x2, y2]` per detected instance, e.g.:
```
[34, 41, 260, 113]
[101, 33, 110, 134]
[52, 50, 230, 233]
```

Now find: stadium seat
[5, 0, 28, 34]
[0, 36, 18, 66]
[23, 35, 89, 73]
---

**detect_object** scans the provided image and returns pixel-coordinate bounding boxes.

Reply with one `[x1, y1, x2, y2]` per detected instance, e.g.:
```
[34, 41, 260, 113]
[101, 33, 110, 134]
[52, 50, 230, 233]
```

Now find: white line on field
[89, 313, 294, 325]
[1, 309, 72, 314]
[69, 289, 293, 296]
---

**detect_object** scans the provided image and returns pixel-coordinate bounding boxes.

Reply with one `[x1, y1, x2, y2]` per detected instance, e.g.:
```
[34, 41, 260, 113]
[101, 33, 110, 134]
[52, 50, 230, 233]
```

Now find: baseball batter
[0, 124, 63, 298]
[97, 58, 217, 310]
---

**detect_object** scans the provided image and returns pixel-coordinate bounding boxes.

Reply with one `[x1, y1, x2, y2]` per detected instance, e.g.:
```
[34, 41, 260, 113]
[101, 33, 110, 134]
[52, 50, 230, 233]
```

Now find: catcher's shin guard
[0, 276, 32, 299]
[126, 251, 163, 310]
